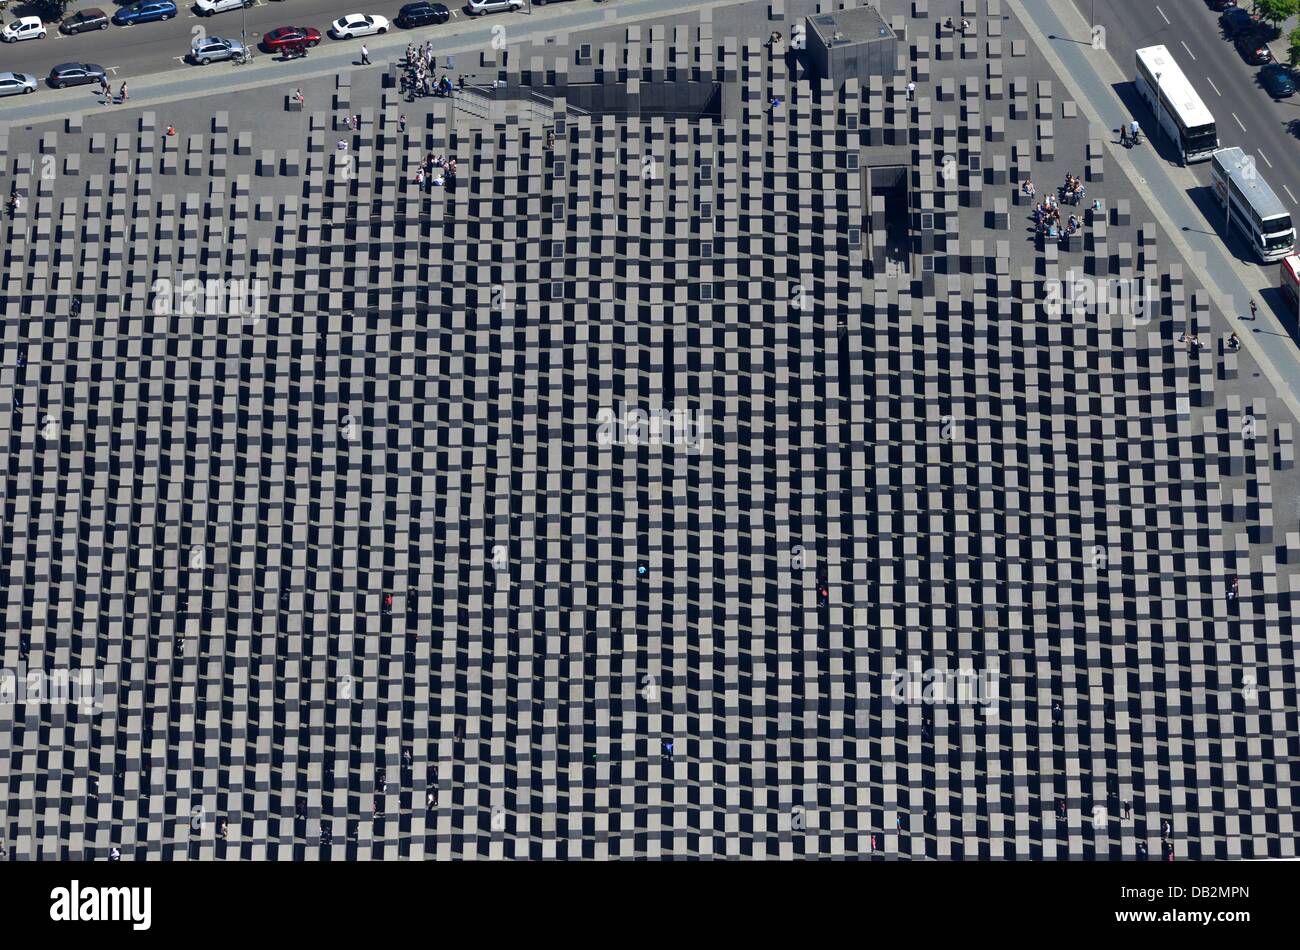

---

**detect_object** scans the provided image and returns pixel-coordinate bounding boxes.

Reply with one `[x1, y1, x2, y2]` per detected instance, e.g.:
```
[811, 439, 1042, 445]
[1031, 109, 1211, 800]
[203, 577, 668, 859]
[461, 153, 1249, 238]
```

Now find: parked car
[1259, 63, 1296, 98]
[262, 25, 322, 51]
[1234, 28, 1272, 65]
[1220, 7, 1256, 37]
[396, 2, 450, 28]
[1207, 0, 1238, 10]
[47, 62, 108, 88]
[196, 0, 254, 14]
[190, 36, 247, 64]
[467, 0, 524, 14]
[60, 8, 111, 34]
[0, 70, 37, 96]
[113, 1, 178, 24]
[1, 17, 47, 43]
[330, 13, 389, 38]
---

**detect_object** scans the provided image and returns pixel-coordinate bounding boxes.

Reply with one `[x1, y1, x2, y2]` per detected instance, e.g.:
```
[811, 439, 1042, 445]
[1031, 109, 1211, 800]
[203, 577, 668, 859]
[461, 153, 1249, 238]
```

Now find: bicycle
[232, 49, 252, 66]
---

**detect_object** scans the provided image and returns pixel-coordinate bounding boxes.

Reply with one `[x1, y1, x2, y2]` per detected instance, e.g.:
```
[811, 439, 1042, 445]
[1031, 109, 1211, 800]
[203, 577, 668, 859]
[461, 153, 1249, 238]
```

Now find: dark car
[397, 2, 449, 27]
[1234, 28, 1272, 65]
[1220, 7, 1256, 37]
[60, 7, 110, 33]
[113, 0, 177, 24]
[48, 62, 108, 89]
[1260, 63, 1296, 98]
[1207, 0, 1237, 10]
[262, 25, 322, 51]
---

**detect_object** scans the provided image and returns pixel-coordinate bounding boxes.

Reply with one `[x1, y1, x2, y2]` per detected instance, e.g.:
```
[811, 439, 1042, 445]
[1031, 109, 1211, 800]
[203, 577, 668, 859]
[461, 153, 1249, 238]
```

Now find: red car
[262, 26, 322, 51]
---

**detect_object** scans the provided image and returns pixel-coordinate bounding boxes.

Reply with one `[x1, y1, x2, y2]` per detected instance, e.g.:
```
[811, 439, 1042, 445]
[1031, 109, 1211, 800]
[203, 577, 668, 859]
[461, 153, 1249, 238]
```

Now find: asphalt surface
[1074, 0, 1300, 217]
[0, 0, 583, 85]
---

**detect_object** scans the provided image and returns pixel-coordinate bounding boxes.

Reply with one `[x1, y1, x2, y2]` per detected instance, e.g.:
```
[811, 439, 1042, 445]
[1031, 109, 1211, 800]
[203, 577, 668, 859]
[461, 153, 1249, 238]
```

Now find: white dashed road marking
[1180, 41, 1194, 61]
[1258, 149, 1272, 169]
[1156, 5, 1169, 24]
[1232, 112, 1245, 132]
[1206, 76, 1220, 96]
[1285, 184, 1298, 205]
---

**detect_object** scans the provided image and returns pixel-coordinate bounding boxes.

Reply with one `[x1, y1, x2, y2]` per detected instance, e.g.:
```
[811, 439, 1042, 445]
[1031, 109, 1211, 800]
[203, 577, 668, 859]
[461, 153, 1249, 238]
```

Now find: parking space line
[1156, 5, 1169, 25]
[1285, 184, 1297, 205]
[1180, 41, 1194, 61]
[1206, 76, 1220, 96]
[1232, 111, 1245, 131]
[1259, 148, 1272, 169]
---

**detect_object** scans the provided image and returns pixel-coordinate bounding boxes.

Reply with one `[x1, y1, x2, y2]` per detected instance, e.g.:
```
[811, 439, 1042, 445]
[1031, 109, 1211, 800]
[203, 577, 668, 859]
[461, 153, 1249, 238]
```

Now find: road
[0, 0, 580, 85]
[1074, 0, 1300, 225]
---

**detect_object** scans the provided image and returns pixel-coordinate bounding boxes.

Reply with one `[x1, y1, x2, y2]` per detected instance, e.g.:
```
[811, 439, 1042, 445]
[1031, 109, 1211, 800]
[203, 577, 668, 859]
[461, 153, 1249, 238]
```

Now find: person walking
[1130, 119, 1140, 144]
[119, 81, 128, 103]
[1119, 123, 1129, 147]
[906, 80, 915, 101]
[360, 44, 370, 65]
[1250, 300, 1258, 320]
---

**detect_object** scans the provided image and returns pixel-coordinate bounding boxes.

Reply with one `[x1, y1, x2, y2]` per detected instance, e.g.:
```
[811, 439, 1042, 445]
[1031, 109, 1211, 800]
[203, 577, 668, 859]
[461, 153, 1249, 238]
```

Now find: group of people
[1120, 119, 1142, 147]
[403, 42, 460, 100]
[1033, 196, 1080, 238]
[99, 77, 127, 104]
[413, 153, 457, 191]
[1026, 174, 1089, 238]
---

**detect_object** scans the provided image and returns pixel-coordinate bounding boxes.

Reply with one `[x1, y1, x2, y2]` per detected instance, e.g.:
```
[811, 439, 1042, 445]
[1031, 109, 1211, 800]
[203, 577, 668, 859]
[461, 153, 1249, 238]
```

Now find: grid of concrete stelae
[0, 0, 1298, 859]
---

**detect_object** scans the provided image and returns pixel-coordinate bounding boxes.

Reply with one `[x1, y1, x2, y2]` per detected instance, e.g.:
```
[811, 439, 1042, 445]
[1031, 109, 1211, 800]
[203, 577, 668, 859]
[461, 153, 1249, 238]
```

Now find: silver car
[467, 0, 524, 14]
[190, 36, 247, 64]
[0, 70, 37, 96]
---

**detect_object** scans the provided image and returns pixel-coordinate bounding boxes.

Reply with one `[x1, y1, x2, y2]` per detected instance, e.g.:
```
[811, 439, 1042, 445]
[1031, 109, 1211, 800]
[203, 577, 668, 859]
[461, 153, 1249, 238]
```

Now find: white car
[467, 0, 524, 13]
[1, 17, 46, 43]
[329, 13, 389, 38]
[195, 0, 254, 15]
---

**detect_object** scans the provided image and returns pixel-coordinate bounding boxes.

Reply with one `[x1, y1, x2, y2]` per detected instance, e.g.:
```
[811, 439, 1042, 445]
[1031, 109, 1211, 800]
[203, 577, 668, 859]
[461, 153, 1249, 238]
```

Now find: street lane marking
[1180, 41, 1195, 61]
[1232, 111, 1245, 131]
[1156, 5, 1169, 24]
[1285, 184, 1297, 204]
[1258, 148, 1272, 169]
[1206, 76, 1221, 96]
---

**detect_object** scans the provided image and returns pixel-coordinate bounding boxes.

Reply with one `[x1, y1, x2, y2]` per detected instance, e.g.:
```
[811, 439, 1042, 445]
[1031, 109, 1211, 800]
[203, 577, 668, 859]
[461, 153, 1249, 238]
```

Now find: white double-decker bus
[1135, 45, 1218, 164]
[1212, 147, 1295, 263]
